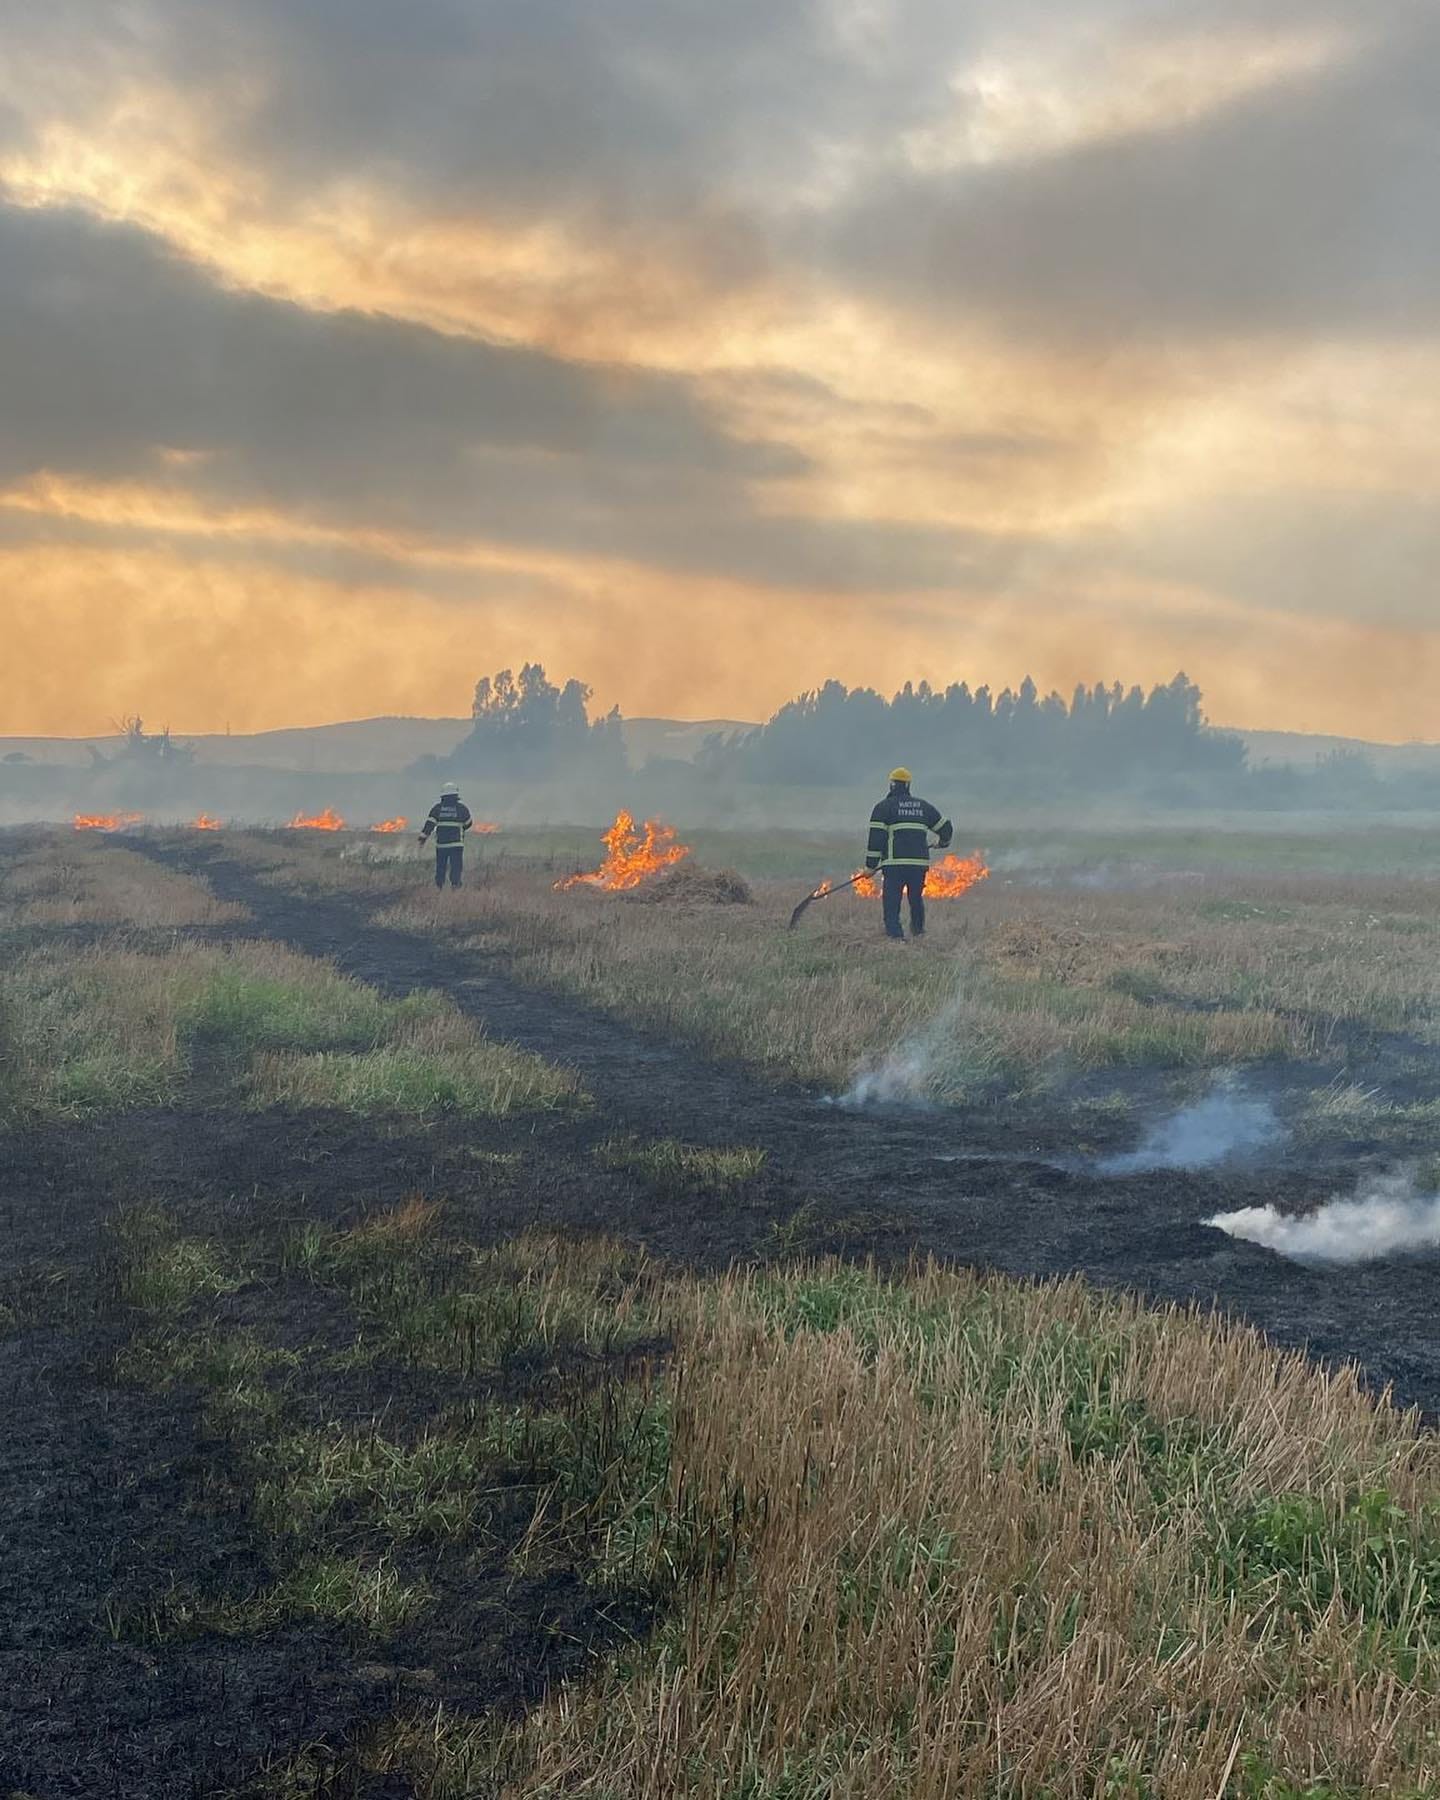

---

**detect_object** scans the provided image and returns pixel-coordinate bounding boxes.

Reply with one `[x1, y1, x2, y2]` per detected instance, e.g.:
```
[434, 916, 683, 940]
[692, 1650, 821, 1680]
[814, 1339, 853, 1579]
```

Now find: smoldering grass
[371, 870, 1342, 1099]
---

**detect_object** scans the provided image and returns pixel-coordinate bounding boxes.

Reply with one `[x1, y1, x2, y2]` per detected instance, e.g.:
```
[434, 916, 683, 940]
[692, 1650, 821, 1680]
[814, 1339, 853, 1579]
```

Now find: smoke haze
[1096, 1076, 1284, 1174]
[1210, 1171, 1440, 1265]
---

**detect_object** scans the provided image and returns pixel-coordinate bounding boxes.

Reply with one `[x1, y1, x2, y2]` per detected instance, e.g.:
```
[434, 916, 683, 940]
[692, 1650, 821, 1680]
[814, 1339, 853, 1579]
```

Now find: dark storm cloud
[0, 201, 1013, 591]
[0, 202, 792, 486]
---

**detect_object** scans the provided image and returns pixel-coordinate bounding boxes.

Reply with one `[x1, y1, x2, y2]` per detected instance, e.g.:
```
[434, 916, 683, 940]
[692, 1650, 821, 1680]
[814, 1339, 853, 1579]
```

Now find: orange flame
[370, 817, 408, 834]
[191, 814, 222, 831]
[556, 809, 690, 891]
[286, 807, 346, 831]
[853, 853, 990, 901]
[73, 812, 144, 832]
[472, 822, 500, 834]
[925, 852, 991, 897]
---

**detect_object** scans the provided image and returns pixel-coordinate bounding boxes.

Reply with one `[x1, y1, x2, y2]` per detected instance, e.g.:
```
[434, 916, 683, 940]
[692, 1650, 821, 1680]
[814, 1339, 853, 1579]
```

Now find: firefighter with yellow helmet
[864, 768, 952, 940]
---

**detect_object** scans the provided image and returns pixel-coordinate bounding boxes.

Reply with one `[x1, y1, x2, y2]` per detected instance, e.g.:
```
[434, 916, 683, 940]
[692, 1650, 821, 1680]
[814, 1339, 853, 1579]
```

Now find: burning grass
[624, 862, 754, 906]
[557, 808, 691, 891]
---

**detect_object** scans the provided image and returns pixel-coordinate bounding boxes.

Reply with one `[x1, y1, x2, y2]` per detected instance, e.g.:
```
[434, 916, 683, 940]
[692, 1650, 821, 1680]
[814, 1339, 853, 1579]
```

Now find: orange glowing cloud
[4, 535, 1440, 743]
[1, 1, 1438, 751]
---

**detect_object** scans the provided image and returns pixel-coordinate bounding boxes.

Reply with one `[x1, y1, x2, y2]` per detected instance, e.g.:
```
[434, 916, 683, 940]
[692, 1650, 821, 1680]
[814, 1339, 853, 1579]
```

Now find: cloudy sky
[2, 0, 1437, 737]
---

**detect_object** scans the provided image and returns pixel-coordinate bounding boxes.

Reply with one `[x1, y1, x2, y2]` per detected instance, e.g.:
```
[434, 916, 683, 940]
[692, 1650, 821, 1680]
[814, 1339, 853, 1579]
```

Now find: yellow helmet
[889, 767, 912, 784]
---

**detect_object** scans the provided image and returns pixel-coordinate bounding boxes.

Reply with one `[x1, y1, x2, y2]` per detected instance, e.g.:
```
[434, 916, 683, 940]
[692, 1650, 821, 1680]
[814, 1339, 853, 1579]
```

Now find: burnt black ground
[143, 837, 1440, 1420]
[4, 833, 1440, 1795]
[0, 1099, 662, 1798]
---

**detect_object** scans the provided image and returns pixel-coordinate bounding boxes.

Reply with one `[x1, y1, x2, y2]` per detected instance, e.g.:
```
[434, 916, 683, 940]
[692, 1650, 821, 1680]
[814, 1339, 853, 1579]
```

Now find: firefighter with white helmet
[418, 781, 473, 888]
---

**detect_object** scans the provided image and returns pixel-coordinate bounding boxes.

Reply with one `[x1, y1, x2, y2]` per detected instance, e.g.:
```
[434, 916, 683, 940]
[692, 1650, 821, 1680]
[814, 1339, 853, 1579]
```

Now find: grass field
[216, 821, 1440, 1132]
[3, 821, 1440, 1796]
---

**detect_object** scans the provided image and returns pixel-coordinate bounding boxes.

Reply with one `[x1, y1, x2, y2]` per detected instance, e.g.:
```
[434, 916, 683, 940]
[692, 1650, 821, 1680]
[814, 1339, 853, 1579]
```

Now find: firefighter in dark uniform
[418, 782, 473, 888]
[864, 768, 953, 940]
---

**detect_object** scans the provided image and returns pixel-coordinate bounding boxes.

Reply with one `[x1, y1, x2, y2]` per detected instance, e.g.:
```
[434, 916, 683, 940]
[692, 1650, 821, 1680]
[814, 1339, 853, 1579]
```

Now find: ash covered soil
[3, 834, 1439, 1796]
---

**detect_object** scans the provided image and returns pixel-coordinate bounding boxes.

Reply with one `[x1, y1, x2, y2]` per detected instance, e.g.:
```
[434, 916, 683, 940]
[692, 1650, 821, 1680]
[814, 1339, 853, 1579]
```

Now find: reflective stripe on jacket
[421, 797, 473, 849]
[865, 792, 952, 869]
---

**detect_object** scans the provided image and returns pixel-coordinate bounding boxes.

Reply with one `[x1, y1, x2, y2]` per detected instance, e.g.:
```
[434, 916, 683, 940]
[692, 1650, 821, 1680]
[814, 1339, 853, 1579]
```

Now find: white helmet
[441, 781, 460, 796]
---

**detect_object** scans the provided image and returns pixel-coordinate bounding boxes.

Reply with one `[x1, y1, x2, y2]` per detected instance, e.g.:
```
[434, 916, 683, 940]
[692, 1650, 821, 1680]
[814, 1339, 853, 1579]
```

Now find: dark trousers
[435, 846, 464, 889]
[882, 866, 926, 937]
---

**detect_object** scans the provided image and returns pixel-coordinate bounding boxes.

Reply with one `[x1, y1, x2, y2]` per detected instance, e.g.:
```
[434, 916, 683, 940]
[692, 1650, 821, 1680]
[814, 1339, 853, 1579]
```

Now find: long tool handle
[788, 868, 869, 929]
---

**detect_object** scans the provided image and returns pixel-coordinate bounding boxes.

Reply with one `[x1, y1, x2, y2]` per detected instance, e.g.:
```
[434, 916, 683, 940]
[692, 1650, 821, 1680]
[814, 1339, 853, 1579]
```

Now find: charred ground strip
[0, 843, 703, 1797]
[129, 837, 1440, 1419]
[0, 1106, 668, 1797]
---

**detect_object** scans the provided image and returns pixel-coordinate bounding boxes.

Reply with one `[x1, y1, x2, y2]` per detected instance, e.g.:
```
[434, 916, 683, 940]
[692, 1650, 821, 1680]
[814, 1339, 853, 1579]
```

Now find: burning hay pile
[626, 863, 754, 907]
[557, 811, 691, 893]
[556, 812, 752, 906]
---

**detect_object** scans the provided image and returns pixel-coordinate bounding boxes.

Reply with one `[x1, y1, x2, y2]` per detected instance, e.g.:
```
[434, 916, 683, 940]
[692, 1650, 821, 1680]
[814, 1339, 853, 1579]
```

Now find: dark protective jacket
[865, 787, 953, 870]
[420, 795, 473, 849]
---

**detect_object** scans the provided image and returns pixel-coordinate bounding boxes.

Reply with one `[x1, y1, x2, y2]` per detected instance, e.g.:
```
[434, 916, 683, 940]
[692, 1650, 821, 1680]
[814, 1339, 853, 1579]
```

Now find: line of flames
[555, 809, 690, 891]
[70, 810, 503, 835]
[815, 852, 990, 902]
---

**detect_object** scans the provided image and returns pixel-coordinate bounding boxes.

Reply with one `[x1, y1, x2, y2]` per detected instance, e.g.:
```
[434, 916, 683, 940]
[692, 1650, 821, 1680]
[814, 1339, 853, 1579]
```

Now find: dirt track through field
[143, 840, 1440, 1420]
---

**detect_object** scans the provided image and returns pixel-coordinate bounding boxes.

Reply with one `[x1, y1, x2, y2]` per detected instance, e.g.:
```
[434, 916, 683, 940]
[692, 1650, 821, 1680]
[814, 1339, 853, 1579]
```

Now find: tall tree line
[697, 673, 1247, 792]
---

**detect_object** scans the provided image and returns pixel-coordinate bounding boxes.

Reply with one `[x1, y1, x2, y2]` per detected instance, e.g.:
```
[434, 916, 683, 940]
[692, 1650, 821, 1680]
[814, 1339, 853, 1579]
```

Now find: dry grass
[211, 829, 1440, 1099]
[0, 831, 248, 926]
[373, 873, 1424, 1096]
[483, 1269, 1440, 1795]
[259, 1255, 1440, 1798]
[1, 937, 580, 1119]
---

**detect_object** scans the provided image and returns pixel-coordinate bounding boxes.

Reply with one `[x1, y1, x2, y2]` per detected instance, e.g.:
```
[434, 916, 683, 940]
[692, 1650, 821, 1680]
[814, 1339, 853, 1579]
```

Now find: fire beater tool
[788, 870, 870, 929]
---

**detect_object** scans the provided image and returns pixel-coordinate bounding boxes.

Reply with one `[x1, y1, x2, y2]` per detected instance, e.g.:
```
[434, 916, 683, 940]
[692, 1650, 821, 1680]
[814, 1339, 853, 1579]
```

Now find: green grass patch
[175, 960, 412, 1051]
[248, 1041, 580, 1118]
[594, 1135, 767, 1196]
[107, 1206, 245, 1316]
[252, 1422, 498, 1545]
[1213, 1489, 1440, 1675]
[122, 1557, 431, 1644]
[0, 934, 581, 1120]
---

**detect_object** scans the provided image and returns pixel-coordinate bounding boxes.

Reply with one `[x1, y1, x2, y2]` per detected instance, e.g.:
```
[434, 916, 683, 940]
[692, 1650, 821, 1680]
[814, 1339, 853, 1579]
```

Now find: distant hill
[0, 715, 755, 773]
[5, 716, 1434, 778]
[1238, 730, 1440, 773]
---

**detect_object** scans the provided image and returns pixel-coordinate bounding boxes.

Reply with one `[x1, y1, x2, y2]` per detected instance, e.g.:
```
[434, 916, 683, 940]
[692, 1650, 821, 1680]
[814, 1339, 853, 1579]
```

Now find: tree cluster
[440, 664, 627, 782]
[698, 674, 1247, 796]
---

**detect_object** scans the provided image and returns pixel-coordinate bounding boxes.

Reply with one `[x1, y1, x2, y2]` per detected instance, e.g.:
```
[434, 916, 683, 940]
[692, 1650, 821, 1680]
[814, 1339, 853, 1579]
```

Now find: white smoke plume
[1095, 1074, 1284, 1175]
[834, 987, 974, 1109]
[1210, 1170, 1440, 1266]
